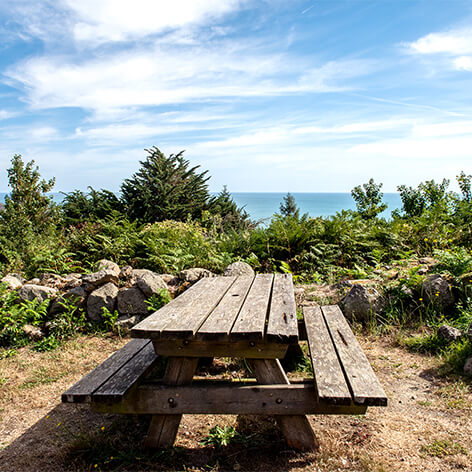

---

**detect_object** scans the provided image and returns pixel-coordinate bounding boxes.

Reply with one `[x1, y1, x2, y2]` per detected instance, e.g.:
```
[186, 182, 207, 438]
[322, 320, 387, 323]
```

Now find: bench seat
[62, 339, 159, 404]
[302, 305, 387, 407]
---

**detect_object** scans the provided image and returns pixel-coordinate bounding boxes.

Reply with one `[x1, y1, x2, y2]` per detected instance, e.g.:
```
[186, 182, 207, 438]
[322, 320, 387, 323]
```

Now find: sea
[0, 192, 402, 221]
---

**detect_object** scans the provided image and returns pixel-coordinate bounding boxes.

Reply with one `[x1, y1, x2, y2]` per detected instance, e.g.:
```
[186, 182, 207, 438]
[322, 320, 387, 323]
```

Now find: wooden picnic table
[63, 273, 387, 452]
[131, 273, 317, 450]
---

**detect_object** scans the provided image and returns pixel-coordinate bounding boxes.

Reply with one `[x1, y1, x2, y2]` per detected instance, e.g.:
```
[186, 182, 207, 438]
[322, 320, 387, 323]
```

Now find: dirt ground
[0, 332, 471, 472]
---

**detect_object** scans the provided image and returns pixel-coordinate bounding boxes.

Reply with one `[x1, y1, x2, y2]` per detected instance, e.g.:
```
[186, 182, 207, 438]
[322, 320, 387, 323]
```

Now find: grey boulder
[464, 356, 472, 376]
[83, 268, 119, 291]
[180, 268, 214, 284]
[135, 271, 168, 297]
[87, 283, 119, 321]
[1, 274, 23, 290]
[49, 286, 86, 316]
[339, 284, 384, 322]
[22, 324, 44, 341]
[437, 325, 462, 343]
[422, 274, 455, 309]
[117, 287, 148, 316]
[18, 284, 58, 303]
[223, 261, 255, 277]
[97, 259, 120, 276]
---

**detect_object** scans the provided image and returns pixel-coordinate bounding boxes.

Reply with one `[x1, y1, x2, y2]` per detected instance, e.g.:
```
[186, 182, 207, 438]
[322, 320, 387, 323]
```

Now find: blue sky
[0, 0, 471, 192]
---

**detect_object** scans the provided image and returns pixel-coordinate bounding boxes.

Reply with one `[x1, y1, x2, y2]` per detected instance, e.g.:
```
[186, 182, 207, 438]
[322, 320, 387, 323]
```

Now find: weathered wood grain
[266, 273, 298, 343]
[159, 277, 236, 339]
[197, 276, 254, 340]
[132, 278, 219, 339]
[93, 383, 367, 415]
[152, 339, 287, 359]
[321, 305, 387, 406]
[62, 339, 151, 403]
[144, 357, 198, 449]
[303, 306, 352, 405]
[230, 274, 274, 341]
[251, 358, 319, 451]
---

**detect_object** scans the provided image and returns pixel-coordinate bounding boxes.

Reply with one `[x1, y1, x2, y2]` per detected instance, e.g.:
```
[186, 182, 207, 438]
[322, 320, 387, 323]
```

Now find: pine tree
[121, 147, 210, 223]
[280, 193, 300, 218]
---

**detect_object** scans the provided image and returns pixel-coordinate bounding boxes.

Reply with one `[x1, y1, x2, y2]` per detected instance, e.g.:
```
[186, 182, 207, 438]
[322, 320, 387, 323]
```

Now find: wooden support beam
[92, 383, 368, 416]
[251, 358, 319, 451]
[143, 357, 198, 449]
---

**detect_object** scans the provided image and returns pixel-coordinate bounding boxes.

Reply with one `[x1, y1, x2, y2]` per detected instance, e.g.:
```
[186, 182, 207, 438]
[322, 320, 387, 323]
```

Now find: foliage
[145, 289, 172, 312]
[279, 192, 299, 218]
[61, 187, 123, 226]
[121, 147, 210, 223]
[351, 178, 387, 219]
[206, 186, 251, 231]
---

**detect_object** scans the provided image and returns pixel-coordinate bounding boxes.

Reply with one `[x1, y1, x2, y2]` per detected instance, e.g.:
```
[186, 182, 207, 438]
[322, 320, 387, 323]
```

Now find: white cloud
[66, 0, 244, 43]
[407, 27, 472, 72]
[0, 110, 17, 120]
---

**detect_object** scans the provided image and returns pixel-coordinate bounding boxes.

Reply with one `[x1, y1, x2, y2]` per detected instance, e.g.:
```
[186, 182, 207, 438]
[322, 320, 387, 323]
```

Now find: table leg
[251, 358, 319, 451]
[145, 357, 198, 449]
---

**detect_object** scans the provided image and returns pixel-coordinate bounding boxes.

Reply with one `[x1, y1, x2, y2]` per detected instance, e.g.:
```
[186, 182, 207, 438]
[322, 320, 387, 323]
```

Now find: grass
[421, 438, 468, 458]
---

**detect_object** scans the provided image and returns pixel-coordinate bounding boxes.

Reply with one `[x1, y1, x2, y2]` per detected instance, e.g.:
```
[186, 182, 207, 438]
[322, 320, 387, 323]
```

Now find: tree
[121, 147, 210, 223]
[279, 193, 300, 218]
[0, 154, 58, 238]
[61, 187, 123, 226]
[351, 178, 387, 219]
[207, 186, 250, 230]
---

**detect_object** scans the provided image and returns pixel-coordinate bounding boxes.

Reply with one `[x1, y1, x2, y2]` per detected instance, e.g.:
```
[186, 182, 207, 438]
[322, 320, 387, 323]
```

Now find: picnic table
[62, 274, 387, 451]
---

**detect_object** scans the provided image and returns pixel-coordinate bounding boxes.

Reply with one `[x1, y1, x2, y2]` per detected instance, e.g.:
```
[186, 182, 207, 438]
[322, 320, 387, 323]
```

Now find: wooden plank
[92, 342, 159, 402]
[152, 339, 287, 359]
[62, 339, 151, 403]
[303, 306, 352, 405]
[159, 277, 236, 339]
[197, 276, 254, 340]
[251, 358, 318, 451]
[321, 305, 388, 406]
[93, 383, 367, 415]
[144, 357, 198, 449]
[231, 274, 274, 341]
[266, 274, 298, 343]
[132, 277, 219, 339]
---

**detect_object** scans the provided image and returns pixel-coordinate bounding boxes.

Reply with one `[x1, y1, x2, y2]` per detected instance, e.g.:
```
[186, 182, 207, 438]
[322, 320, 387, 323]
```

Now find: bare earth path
[0, 333, 470, 471]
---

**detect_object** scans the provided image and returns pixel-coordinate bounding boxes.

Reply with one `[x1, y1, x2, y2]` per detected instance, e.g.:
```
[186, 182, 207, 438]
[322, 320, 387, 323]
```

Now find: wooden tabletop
[132, 273, 298, 344]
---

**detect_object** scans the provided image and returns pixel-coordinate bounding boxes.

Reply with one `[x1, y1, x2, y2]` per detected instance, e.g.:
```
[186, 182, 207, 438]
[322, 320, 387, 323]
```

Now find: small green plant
[200, 425, 240, 448]
[421, 438, 468, 457]
[145, 289, 172, 312]
[100, 307, 120, 333]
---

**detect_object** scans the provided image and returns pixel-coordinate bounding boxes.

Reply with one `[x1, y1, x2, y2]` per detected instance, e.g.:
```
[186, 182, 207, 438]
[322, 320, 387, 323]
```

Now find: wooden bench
[62, 275, 387, 452]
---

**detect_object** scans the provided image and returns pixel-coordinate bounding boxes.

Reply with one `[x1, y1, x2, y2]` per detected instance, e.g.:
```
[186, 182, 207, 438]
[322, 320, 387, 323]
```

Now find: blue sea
[0, 192, 401, 221]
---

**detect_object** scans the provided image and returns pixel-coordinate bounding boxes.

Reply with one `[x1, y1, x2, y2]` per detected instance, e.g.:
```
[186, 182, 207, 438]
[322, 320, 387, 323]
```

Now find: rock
[49, 286, 86, 316]
[467, 322, 472, 343]
[117, 287, 148, 316]
[18, 284, 58, 303]
[464, 356, 472, 376]
[27, 278, 40, 285]
[87, 283, 119, 321]
[419, 257, 436, 265]
[417, 267, 428, 275]
[223, 261, 255, 277]
[437, 325, 462, 343]
[180, 268, 214, 284]
[38, 273, 81, 290]
[97, 259, 120, 276]
[83, 269, 119, 291]
[160, 273, 178, 285]
[1, 274, 23, 290]
[119, 265, 134, 281]
[115, 315, 141, 330]
[22, 324, 44, 341]
[293, 286, 305, 305]
[422, 274, 455, 309]
[339, 284, 384, 322]
[135, 272, 168, 298]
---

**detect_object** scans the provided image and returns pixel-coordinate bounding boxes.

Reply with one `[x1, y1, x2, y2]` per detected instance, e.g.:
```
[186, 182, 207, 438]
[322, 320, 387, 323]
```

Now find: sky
[0, 0, 471, 193]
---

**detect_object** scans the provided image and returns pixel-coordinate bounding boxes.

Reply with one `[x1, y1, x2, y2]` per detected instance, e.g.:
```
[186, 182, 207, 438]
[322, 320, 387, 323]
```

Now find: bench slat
[303, 306, 352, 405]
[321, 305, 387, 406]
[266, 274, 298, 343]
[197, 276, 255, 340]
[132, 278, 221, 339]
[230, 274, 274, 341]
[159, 277, 236, 339]
[92, 342, 159, 403]
[61, 339, 151, 403]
